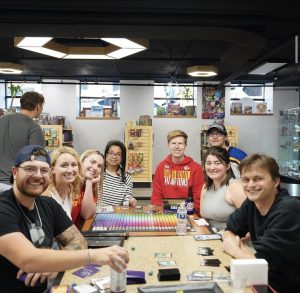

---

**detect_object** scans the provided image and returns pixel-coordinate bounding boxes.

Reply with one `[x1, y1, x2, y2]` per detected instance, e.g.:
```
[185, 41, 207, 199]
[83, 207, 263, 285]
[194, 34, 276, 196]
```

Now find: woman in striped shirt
[101, 140, 137, 207]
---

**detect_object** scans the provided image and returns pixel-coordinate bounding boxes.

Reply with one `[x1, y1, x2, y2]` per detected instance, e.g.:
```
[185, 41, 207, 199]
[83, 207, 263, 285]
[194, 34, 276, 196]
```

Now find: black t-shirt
[226, 189, 300, 293]
[0, 189, 73, 293]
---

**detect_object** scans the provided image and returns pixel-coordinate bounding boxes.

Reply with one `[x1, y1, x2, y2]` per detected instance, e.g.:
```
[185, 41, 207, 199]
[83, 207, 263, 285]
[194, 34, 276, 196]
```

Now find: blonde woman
[71, 149, 104, 227]
[45, 147, 82, 219]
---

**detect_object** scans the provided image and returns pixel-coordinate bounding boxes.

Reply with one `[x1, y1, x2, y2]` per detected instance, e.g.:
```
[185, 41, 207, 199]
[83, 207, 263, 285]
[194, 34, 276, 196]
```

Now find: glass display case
[278, 107, 300, 179]
[278, 107, 300, 196]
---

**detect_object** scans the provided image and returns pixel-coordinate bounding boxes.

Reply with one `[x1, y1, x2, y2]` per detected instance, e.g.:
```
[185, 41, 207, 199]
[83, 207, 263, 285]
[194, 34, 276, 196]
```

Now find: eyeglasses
[18, 166, 50, 176]
[207, 132, 224, 137]
[108, 152, 122, 158]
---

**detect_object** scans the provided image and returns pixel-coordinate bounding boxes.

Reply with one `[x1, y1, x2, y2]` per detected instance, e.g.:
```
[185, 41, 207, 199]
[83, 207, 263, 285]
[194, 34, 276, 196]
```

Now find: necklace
[15, 199, 43, 229]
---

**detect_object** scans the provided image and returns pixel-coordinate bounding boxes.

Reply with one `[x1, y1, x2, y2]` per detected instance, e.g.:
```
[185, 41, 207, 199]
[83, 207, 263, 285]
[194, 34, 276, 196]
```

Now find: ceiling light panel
[107, 48, 146, 59]
[101, 38, 146, 49]
[15, 37, 52, 47]
[20, 46, 66, 58]
[248, 62, 287, 75]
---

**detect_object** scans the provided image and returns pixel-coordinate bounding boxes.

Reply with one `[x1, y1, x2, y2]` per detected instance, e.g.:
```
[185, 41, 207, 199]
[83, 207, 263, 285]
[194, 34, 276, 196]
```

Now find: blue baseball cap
[14, 145, 51, 166]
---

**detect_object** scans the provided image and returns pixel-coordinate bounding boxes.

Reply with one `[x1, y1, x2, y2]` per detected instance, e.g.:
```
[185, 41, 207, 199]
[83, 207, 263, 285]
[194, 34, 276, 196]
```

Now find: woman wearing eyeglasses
[101, 140, 137, 207]
[72, 149, 104, 228]
[200, 146, 246, 231]
[45, 147, 82, 219]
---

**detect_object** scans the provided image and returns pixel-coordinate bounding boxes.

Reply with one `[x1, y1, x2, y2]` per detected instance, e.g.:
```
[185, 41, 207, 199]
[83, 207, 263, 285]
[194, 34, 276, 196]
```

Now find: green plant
[177, 86, 194, 105]
[8, 81, 23, 109]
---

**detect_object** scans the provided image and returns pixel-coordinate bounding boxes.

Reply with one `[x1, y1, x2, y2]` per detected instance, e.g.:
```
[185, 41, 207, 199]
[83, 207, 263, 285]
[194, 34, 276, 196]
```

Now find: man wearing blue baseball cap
[0, 145, 129, 292]
[206, 123, 247, 178]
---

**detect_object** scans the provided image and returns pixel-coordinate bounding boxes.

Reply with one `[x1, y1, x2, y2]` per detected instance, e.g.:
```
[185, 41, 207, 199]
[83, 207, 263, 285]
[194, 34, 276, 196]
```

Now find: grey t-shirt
[0, 113, 45, 184]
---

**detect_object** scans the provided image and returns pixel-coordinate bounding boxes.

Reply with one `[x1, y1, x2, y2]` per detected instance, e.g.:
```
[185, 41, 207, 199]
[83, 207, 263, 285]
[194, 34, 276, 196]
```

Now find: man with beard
[0, 145, 129, 293]
[222, 153, 300, 293]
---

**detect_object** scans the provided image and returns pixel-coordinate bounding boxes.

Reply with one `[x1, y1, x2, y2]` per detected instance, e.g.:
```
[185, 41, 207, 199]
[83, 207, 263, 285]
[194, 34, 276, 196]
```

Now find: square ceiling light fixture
[187, 65, 218, 77]
[14, 37, 148, 59]
[0, 62, 23, 74]
[248, 62, 287, 75]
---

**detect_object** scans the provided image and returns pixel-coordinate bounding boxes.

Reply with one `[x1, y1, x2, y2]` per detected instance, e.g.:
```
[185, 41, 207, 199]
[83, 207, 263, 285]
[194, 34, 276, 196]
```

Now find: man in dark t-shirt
[0, 145, 129, 293]
[222, 153, 300, 293]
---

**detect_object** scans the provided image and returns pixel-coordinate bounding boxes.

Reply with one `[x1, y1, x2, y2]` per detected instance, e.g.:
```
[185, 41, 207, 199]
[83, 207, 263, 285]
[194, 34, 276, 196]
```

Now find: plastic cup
[230, 273, 247, 293]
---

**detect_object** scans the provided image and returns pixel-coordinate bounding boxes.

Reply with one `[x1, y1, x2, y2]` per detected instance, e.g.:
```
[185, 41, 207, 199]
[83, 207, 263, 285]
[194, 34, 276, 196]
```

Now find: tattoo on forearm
[56, 225, 87, 250]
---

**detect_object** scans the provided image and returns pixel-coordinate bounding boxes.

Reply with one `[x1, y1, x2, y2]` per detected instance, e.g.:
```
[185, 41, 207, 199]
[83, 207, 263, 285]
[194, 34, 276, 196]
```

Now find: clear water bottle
[176, 201, 187, 236]
[110, 264, 126, 293]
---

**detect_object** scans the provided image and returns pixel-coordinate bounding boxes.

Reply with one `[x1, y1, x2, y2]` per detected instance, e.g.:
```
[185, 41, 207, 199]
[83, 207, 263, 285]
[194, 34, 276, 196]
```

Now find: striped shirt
[101, 171, 133, 206]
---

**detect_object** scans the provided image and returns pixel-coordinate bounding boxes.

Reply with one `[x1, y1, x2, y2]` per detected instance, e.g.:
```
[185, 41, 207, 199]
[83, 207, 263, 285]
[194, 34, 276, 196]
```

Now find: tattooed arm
[56, 225, 87, 250]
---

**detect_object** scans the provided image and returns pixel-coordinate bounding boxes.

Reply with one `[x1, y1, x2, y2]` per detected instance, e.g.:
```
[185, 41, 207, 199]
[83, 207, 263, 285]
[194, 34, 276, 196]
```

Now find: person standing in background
[206, 123, 247, 178]
[151, 130, 204, 215]
[0, 91, 45, 192]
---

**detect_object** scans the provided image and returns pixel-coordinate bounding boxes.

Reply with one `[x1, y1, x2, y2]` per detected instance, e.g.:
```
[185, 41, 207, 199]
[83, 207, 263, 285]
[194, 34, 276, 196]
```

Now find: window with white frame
[154, 83, 197, 116]
[230, 83, 273, 115]
[79, 84, 120, 118]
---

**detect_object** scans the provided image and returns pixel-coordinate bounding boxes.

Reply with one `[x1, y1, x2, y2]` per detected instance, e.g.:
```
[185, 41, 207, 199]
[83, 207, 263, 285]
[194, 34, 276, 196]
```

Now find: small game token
[131, 245, 135, 251]
[148, 270, 153, 276]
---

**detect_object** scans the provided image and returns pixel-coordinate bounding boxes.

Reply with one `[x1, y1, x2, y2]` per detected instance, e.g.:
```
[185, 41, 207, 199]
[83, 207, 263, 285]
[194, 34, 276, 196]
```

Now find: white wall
[2, 81, 298, 171]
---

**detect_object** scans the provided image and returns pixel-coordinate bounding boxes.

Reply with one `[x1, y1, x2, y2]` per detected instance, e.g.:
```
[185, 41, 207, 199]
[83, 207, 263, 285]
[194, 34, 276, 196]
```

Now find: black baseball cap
[10, 145, 50, 184]
[207, 124, 227, 136]
[14, 145, 51, 166]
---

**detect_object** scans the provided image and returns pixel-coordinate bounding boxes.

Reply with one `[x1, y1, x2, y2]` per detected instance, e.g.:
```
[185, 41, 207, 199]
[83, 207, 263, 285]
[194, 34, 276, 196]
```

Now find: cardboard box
[231, 259, 268, 286]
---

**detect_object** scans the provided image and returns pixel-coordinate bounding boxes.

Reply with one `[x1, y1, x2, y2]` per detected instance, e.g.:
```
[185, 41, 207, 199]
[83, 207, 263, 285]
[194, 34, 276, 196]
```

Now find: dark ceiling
[0, 0, 300, 86]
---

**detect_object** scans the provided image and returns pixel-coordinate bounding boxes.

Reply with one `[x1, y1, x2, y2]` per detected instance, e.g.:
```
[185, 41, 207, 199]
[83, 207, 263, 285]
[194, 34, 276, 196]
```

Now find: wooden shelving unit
[41, 125, 74, 153]
[125, 125, 153, 183]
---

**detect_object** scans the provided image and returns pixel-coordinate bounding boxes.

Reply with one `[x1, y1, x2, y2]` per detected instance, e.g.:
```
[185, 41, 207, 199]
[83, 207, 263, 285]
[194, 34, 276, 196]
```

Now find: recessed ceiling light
[187, 65, 218, 77]
[248, 62, 287, 75]
[0, 62, 23, 74]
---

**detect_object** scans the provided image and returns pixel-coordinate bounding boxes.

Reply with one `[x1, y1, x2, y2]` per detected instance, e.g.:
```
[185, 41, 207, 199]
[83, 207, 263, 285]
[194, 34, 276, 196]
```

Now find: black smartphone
[252, 285, 277, 293]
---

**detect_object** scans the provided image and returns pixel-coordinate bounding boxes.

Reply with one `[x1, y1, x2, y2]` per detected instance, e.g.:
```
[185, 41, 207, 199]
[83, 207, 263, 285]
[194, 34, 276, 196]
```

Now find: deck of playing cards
[158, 260, 177, 267]
[187, 271, 213, 281]
[155, 252, 172, 258]
[198, 247, 214, 256]
[200, 258, 221, 267]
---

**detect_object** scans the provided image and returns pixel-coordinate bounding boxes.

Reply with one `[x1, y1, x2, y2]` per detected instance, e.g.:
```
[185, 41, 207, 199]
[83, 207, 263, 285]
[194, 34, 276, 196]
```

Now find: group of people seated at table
[0, 124, 300, 292]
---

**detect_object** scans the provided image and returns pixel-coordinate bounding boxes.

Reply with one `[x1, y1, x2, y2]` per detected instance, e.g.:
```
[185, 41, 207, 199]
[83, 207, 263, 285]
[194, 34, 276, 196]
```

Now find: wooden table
[60, 235, 235, 292]
[60, 207, 252, 292]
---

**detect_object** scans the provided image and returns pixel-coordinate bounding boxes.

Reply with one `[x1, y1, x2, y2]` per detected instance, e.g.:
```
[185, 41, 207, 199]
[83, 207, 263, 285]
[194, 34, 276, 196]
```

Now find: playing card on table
[155, 252, 172, 258]
[158, 260, 177, 267]
[72, 265, 100, 278]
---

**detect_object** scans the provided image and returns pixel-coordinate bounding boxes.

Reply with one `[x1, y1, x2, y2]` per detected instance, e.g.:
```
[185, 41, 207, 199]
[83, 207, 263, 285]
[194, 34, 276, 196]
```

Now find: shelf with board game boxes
[41, 125, 63, 154]
[125, 121, 153, 183]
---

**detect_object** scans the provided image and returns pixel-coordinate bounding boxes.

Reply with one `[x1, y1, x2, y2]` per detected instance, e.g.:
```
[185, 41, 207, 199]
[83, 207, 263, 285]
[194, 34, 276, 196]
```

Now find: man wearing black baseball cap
[0, 145, 129, 292]
[206, 123, 247, 178]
